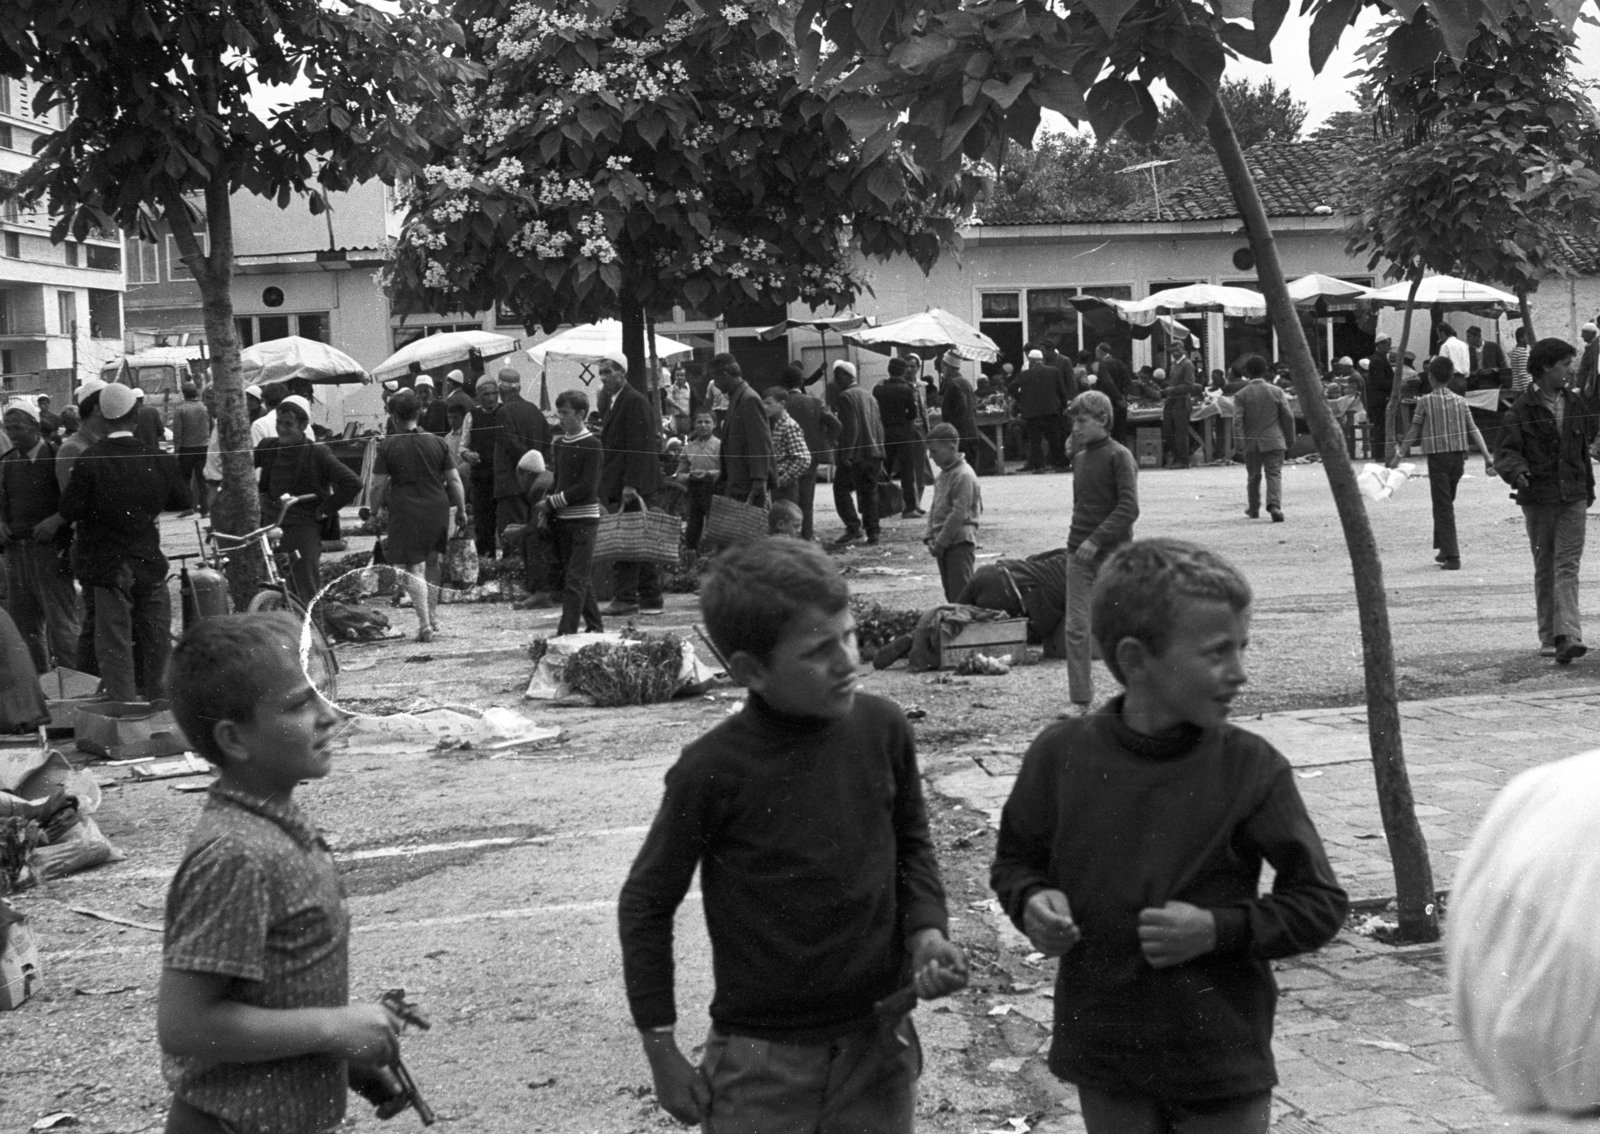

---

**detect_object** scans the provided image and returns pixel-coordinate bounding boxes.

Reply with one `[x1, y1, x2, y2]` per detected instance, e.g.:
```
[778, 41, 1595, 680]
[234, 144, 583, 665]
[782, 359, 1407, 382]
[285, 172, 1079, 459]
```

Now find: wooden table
[975, 409, 1013, 475]
[1127, 400, 1236, 464]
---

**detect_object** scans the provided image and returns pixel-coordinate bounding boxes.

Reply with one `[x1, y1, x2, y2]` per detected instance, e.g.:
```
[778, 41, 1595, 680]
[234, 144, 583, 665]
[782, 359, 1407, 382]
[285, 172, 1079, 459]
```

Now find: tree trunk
[1390, 272, 1424, 461]
[1516, 286, 1537, 341]
[1206, 102, 1440, 941]
[621, 302, 648, 393]
[165, 180, 261, 605]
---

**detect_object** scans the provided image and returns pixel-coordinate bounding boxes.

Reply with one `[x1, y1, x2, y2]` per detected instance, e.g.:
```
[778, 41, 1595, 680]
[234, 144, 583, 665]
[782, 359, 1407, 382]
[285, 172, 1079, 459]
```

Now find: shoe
[864, 535, 880, 546]
[900, 510, 921, 519]
[1540, 644, 1559, 657]
[1439, 559, 1460, 571]
[416, 626, 436, 643]
[1434, 552, 1448, 563]
[1244, 508, 1259, 519]
[514, 592, 555, 610]
[602, 600, 640, 616]
[873, 634, 914, 670]
[833, 529, 863, 546]
[1556, 636, 1588, 665]
[1269, 508, 1285, 523]
[640, 603, 665, 616]
[912, 508, 926, 516]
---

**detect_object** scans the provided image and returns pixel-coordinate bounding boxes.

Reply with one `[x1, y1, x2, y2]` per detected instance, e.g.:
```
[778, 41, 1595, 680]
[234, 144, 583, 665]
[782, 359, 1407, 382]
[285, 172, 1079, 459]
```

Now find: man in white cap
[59, 382, 190, 701]
[829, 359, 884, 545]
[939, 353, 980, 470]
[413, 373, 450, 437]
[131, 386, 165, 449]
[492, 366, 551, 548]
[1015, 347, 1071, 473]
[0, 398, 81, 671]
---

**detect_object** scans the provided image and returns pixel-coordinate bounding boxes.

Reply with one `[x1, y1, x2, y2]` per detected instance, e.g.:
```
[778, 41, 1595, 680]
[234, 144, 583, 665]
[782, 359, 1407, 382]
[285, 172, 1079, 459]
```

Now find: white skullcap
[1084, 373, 1098, 385]
[446, 369, 465, 384]
[133, 387, 146, 399]
[832, 360, 856, 382]
[245, 384, 264, 399]
[1450, 748, 1600, 1116]
[1152, 368, 1166, 380]
[1338, 356, 1354, 366]
[1359, 359, 1370, 370]
[279, 394, 312, 422]
[99, 383, 138, 420]
[76, 378, 107, 404]
[1584, 323, 1598, 334]
[497, 367, 522, 388]
[1027, 349, 1044, 361]
[517, 449, 546, 475]
[602, 351, 627, 367]
[414, 373, 434, 387]
[4, 400, 38, 422]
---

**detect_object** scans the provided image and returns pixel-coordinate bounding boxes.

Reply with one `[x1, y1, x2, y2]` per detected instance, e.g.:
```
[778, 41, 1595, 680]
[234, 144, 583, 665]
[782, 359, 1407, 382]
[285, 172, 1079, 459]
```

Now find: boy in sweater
[924, 422, 983, 600]
[1065, 390, 1139, 710]
[537, 389, 604, 635]
[618, 538, 968, 1131]
[1387, 357, 1493, 571]
[991, 539, 1347, 1133]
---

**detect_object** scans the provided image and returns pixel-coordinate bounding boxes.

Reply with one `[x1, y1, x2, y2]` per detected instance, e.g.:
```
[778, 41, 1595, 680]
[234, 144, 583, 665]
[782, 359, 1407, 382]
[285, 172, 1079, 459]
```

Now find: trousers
[884, 432, 924, 510]
[684, 478, 716, 552]
[833, 459, 881, 537]
[6, 541, 80, 672]
[936, 542, 976, 602]
[796, 468, 818, 541]
[699, 1020, 919, 1134]
[1426, 450, 1465, 562]
[1065, 552, 1099, 705]
[1078, 1086, 1271, 1134]
[470, 477, 497, 558]
[278, 523, 323, 610]
[1243, 444, 1284, 511]
[94, 565, 172, 702]
[551, 516, 602, 636]
[1522, 499, 1587, 647]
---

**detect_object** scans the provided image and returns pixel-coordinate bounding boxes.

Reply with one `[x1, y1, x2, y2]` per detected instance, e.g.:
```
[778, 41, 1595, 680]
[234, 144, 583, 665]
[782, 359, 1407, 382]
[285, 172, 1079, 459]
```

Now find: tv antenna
[1116, 158, 1176, 221]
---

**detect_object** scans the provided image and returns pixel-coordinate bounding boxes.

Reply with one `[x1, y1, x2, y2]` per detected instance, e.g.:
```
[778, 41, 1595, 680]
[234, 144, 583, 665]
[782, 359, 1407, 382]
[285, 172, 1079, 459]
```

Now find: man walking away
[1577, 321, 1599, 408]
[1235, 354, 1294, 522]
[780, 363, 837, 541]
[709, 353, 773, 507]
[59, 383, 189, 701]
[874, 358, 924, 512]
[493, 367, 552, 549]
[1015, 348, 1071, 473]
[1093, 344, 1132, 446]
[1390, 357, 1493, 571]
[597, 356, 664, 617]
[831, 361, 885, 546]
[0, 402, 80, 671]
[171, 385, 211, 518]
[1497, 338, 1595, 664]
[1366, 334, 1393, 460]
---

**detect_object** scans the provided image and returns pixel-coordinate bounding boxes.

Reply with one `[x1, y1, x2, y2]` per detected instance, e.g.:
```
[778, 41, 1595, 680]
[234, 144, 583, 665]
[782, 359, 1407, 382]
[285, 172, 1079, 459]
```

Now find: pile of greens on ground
[563, 635, 686, 706]
[849, 597, 921, 655]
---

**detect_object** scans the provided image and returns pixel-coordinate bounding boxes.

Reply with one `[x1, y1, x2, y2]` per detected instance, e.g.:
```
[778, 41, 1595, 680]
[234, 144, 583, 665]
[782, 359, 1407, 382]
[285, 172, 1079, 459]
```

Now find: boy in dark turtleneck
[618, 538, 967, 1131]
[991, 539, 1347, 1134]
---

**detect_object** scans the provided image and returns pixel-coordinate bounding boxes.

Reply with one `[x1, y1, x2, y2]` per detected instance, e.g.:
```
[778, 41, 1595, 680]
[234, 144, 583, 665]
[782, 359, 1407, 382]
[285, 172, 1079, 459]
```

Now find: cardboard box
[74, 700, 189, 761]
[0, 902, 40, 1011]
[1135, 426, 1163, 468]
[42, 667, 105, 737]
[935, 617, 1029, 670]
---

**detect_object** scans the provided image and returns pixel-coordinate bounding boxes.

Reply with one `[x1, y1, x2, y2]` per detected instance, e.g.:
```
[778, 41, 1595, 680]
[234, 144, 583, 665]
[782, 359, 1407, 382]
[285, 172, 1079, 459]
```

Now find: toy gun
[350, 989, 436, 1125]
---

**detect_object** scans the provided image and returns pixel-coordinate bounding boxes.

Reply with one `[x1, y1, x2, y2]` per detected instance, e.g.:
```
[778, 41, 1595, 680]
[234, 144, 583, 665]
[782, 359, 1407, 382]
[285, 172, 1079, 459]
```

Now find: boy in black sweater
[538, 389, 603, 635]
[991, 539, 1347, 1133]
[618, 539, 968, 1131]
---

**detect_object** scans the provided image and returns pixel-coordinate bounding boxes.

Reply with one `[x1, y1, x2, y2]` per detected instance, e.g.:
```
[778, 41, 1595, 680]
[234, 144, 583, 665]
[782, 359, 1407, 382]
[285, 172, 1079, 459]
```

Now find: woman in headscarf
[253, 394, 361, 612]
[369, 389, 467, 642]
[1449, 748, 1600, 1124]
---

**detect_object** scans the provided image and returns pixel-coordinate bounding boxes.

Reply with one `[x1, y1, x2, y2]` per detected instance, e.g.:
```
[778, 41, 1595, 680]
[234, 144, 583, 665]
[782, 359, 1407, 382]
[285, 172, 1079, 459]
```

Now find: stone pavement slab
[932, 686, 1600, 903]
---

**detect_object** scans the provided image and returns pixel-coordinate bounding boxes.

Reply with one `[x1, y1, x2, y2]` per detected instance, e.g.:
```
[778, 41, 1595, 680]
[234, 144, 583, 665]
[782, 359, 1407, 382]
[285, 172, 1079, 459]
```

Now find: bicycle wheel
[246, 587, 340, 702]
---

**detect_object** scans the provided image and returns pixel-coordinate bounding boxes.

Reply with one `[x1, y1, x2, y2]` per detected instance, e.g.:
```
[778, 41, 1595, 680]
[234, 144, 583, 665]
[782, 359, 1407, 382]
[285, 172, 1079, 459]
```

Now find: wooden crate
[1135, 426, 1162, 468]
[935, 617, 1029, 670]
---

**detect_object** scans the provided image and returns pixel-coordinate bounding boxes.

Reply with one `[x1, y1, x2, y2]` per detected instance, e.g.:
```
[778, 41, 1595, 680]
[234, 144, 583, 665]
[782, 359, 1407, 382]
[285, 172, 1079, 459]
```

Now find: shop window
[1079, 285, 1133, 365]
[85, 243, 120, 271]
[57, 290, 76, 336]
[126, 238, 160, 284]
[235, 318, 254, 348]
[297, 313, 327, 342]
[1221, 280, 1271, 372]
[979, 290, 1023, 375]
[257, 315, 290, 342]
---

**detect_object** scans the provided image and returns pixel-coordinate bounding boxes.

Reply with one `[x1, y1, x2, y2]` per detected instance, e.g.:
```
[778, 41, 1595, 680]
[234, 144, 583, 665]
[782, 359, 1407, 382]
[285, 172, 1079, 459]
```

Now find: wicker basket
[705, 494, 770, 547]
[593, 505, 682, 565]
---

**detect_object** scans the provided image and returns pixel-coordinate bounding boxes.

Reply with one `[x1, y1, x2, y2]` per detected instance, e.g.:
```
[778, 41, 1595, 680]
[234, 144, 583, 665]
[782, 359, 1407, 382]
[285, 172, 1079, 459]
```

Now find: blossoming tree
[382, 0, 989, 388]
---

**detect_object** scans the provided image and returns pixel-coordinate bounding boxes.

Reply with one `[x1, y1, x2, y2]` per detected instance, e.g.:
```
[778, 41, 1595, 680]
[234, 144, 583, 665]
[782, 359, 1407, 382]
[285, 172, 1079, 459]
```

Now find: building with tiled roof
[1110, 136, 1362, 223]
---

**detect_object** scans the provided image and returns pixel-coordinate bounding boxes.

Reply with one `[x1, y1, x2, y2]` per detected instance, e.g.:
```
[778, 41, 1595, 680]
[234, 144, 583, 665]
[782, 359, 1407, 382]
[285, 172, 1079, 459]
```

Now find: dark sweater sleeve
[990, 726, 1065, 932]
[58, 454, 93, 525]
[1210, 761, 1348, 957]
[891, 714, 950, 941]
[572, 437, 603, 508]
[1088, 447, 1140, 548]
[315, 445, 361, 516]
[618, 758, 710, 1030]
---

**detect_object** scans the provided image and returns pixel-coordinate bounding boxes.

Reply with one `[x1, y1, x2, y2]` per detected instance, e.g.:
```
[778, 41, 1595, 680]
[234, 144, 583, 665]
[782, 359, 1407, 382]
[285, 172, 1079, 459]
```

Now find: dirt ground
[1, 455, 1588, 1133]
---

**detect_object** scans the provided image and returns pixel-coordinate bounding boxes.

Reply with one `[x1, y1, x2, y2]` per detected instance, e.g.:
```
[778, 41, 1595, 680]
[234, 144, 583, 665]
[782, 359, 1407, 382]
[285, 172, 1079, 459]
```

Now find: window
[392, 321, 480, 349]
[63, 242, 77, 267]
[297, 313, 326, 342]
[258, 315, 291, 342]
[126, 239, 160, 284]
[981, 285, 1134, 373]
[3, 233, 18, 259]
[85, 243, 120, 272]
[235, 318, 253, 348]
[237, 312, 329, 347]
[978, 291, 1023, 374]
[88, 290, 120, 339]
[0, 291, 10, 334]
[57, 290, 76, 336]
[166, 233, 209, 279]
[0, 125, 11, 150]
[0, 79, 10, 116]
[0, 351, 11, 378]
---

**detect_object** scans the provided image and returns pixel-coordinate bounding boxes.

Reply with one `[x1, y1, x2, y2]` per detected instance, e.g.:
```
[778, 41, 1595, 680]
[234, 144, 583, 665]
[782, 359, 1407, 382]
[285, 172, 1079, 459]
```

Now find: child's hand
[640, 1033, 710, 1124]
[1073, 540, 1098, 565]
[909, 928, 969, 999]
[1137, 901, 1217, 968]
[1023, 889, 1081, 956]
[326, 1003, 401, 1068]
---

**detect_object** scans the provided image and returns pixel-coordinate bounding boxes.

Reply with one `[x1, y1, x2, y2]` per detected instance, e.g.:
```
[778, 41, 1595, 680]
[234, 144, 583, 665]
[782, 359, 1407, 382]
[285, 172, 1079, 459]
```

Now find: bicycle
[174, 493, 340, 701]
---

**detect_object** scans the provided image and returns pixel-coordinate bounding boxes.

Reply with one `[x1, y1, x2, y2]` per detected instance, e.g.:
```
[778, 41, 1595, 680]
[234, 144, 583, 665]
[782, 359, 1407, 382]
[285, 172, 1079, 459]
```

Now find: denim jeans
[1522, 499, 1587, 647]
[94, 565, 172, 702]
[1243, 444, 1284, 511]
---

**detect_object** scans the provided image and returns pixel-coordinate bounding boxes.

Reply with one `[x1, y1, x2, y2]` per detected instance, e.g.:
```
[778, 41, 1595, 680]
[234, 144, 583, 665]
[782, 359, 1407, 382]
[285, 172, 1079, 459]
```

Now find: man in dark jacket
[1496, 337, 1594, 665]
[831, 361, 884, 545]
[780, 363, 837, 541]
[874, 358, 924, 516]
[415, 374, 451, 436]
[1366, 334, 1393, 460]
[709, 353, 772, 501]
[463, 376, 501, 558]
[939, 355, 980, 470]
[1093, 343, 1132, 446]
[493, 367, 552, 547]
[1015, 348, 1072, 472]
[597, 357, 663, 616]
[59, 383, 189, 701]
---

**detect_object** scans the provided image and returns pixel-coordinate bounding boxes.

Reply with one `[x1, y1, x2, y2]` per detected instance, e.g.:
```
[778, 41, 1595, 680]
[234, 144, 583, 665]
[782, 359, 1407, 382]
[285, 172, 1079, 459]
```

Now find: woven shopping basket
[593, 503, 682, 565]
[705, 493, 770, 547]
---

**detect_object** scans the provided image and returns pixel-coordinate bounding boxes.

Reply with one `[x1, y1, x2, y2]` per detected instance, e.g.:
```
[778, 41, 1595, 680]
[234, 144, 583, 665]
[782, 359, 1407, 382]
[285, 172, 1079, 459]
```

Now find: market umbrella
[756, 313, 877, 341]
[844, 307, 1001, 363]
[1366, 274, 1519, 314]
[239, 336, 371, 385]
[372, 330, 521, 383]
[524, 319, 693, 366]
[1287, 273, 1375, 311]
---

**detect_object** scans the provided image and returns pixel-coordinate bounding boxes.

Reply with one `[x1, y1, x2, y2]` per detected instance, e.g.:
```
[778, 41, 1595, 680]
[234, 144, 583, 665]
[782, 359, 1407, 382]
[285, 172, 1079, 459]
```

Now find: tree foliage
[383, 0, 988, 337]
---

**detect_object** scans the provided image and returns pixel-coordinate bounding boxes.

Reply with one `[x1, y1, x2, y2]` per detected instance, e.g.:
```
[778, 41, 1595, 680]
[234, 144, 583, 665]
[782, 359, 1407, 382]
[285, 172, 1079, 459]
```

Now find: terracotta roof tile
[1112, 136, 1363, 223]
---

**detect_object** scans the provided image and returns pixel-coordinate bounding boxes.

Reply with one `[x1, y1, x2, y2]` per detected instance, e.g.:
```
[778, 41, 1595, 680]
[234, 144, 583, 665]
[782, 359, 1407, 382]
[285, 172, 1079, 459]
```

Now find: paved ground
[5, 455, 1595, 1133]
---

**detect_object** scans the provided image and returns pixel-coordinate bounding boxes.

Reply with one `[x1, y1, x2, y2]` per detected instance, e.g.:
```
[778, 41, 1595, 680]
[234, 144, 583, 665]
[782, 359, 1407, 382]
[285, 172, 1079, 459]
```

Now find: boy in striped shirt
[1389, 357, 1493, 570]
[539, 389, 605, 634]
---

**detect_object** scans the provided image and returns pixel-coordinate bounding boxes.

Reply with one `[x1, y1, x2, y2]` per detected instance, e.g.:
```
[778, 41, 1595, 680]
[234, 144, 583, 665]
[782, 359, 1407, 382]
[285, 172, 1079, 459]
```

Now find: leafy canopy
[383, 0, 988, 331]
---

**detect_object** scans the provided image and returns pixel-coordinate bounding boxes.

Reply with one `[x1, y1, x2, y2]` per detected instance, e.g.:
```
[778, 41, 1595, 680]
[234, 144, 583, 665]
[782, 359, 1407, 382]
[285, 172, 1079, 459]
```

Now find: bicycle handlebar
[209, 494, 321, 548]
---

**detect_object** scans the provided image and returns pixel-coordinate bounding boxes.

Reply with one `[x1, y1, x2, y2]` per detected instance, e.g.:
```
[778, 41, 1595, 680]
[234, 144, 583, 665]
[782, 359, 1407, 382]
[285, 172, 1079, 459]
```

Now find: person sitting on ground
[990, 538, 1348, 1134]
[766, 498, 803, 538]
[619, 538, 968, 1131]
[159, 614, 402, 1134]
[923, 422, 982, 602]
[508, 449, 558, 610]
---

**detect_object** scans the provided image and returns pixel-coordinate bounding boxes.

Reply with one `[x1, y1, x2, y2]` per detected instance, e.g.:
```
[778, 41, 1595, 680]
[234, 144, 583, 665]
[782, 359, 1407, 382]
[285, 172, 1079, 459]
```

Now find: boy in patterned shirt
[762, 386, 812, 505]
[1388, 357, 1493, 571]
[158, 614, 402, 1134]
